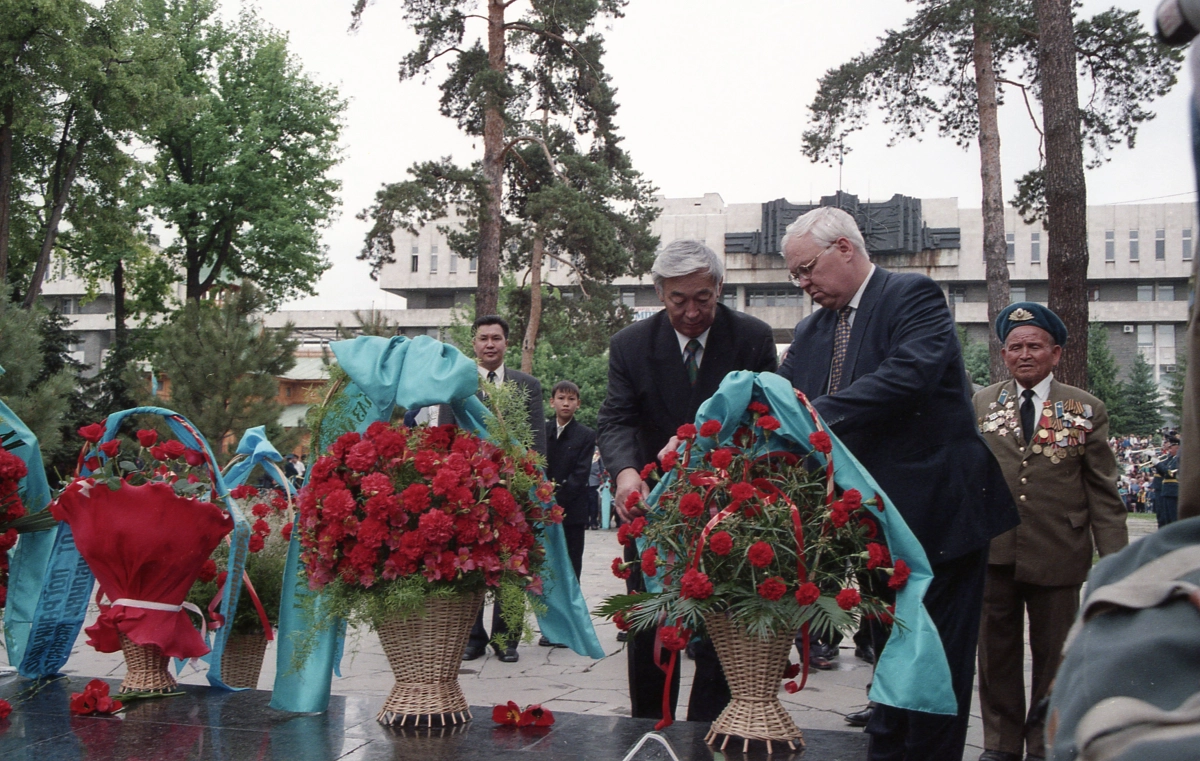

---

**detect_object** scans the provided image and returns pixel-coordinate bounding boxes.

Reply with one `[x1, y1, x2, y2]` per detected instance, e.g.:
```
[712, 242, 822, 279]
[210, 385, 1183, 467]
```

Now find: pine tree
[958, 326, 991, 387]
[144, 284, 298, 460]
[1165, 352, 1186, 426]
[0, 288, 76, 464]
[1118, 353, 1164, 436]
[1087, 323, 1125, 426]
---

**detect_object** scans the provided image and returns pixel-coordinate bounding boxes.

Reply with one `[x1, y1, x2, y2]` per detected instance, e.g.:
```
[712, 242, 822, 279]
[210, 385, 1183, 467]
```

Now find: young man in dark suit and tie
[538, 380, 596, 648]
[777, 207, 1018, 761]
[459, 315, 546, 664]
[597, 239, 779, 722]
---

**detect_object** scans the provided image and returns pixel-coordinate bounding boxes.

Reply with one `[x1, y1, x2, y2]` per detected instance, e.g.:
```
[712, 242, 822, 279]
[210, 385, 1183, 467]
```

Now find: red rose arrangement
[600, 398, 904, 677]
[0, 448, 29, 608]
[294, 421, 561, 632]
[186, 483, 291, 637]
[71, 423, 215, 497]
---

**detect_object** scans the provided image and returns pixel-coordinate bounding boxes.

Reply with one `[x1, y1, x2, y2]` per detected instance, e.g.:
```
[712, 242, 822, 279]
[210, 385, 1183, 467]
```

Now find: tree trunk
[112, 256, 126, 341]
[23, 131, 87, 308]
[521, 233, 543, 374]
[0, 102, 13, 286]
[1036, 0, 1089, 387]
[476, 0, 507, 318]
[973, 9, 1010, 383]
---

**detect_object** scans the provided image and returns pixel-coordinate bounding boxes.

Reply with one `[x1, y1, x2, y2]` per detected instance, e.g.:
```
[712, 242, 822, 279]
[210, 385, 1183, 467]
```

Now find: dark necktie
[487, 371, 497, 384]
[829, 306, 853, 393]
[683, 339, 701, 386]
[1021, 389, 1036, 445]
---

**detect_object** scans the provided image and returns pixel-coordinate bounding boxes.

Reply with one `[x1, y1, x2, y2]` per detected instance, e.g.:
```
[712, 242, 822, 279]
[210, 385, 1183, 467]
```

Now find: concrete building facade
[376, 193, 1193, 387]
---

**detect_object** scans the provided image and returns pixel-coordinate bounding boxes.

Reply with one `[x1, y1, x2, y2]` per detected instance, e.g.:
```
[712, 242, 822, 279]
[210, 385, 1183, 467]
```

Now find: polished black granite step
[0, 675, 868, 760]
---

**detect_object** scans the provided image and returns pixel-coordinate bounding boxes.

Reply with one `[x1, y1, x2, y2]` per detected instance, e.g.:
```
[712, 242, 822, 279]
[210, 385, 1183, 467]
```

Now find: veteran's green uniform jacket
[973, 379, 1128, 586]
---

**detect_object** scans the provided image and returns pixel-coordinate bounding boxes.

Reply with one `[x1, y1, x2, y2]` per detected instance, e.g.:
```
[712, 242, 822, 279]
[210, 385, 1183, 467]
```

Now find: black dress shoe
[616, 630, 628, 642]
[538, 635, 567, 648]
[462, 644, 484, 661]
[844, 704, 873, 727]
[854, 644, 876, 664]
[497, 647, 519, 663]
[978, 751, 1022, 761]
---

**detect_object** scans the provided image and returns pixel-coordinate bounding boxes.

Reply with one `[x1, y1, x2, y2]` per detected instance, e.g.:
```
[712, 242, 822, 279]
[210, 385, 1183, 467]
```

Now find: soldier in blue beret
[972, 302, 1128, 761]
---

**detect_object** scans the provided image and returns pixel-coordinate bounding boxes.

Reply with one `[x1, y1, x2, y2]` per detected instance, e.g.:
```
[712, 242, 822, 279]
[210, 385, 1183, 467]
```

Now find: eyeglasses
[788, 244, 834, 286]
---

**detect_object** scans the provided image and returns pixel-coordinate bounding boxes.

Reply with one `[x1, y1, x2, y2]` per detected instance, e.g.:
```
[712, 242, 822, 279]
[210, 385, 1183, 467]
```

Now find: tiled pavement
[0, 515, 1160, 760]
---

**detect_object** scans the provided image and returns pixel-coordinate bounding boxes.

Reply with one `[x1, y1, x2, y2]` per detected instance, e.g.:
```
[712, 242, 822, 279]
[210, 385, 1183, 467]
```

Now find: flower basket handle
[17, 406, 251, 690]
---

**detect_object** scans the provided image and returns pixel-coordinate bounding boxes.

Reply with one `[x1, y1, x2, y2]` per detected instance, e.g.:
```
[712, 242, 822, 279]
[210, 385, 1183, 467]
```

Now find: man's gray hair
[780, 206, 869, 258]
[651, 239, 724, 290]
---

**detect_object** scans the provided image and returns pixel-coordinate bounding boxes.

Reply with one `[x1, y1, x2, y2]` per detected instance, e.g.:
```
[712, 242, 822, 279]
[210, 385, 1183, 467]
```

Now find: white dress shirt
[675, 327, 711, 369]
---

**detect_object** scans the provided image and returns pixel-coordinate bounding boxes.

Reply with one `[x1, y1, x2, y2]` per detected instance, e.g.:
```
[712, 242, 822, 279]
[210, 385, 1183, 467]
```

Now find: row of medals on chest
[981, 391, 1094, 464]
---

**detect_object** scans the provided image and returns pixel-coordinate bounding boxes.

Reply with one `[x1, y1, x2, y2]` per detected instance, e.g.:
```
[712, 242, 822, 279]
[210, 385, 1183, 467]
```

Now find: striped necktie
[683, 339, 701, 386]
[829, 306, 853, 393]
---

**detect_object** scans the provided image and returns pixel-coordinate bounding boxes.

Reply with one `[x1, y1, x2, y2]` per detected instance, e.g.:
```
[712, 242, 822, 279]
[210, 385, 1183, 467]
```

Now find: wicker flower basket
[221, 632, 270, 689]
[118, 633, 178, 693]
[374, 590, 484, 727]
[703, 614, 805, 754]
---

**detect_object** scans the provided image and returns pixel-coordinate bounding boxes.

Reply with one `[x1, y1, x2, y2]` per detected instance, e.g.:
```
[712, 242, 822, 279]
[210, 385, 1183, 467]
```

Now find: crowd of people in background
[1112, 431, 1182, 526]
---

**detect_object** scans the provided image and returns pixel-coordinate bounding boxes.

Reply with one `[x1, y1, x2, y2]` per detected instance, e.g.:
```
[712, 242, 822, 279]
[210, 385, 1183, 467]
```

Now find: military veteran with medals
[973, 303, 1128, 761]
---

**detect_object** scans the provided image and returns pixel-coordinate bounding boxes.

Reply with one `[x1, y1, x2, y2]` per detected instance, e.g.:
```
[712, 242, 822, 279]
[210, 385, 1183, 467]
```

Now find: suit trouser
[563, 523, 586, 580]
[978, 564, 1080, 758]
[468, 601, 520, 652]
[622, 539, 731, 721]
[866, 548, 987, 761]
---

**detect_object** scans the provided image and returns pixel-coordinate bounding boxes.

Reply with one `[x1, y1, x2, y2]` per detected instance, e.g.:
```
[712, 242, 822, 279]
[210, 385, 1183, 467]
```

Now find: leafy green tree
[143, 284, 298, 460]
[804, 0, 1180, 384]
[353, 0, 655, 323]
[958, 326, 991, 387]
[7, 0, 179, 307]
[1117, 353, 1164, 436]
[143, 1, 344, 305]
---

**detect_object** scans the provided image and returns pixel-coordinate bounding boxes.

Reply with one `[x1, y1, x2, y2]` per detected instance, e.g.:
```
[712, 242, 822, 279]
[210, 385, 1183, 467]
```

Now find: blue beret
[995, 302, 1068, 346]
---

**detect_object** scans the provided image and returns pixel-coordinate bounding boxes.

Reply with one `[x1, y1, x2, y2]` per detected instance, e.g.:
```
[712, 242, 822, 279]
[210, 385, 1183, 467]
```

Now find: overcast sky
[230, 0, 1195, 312]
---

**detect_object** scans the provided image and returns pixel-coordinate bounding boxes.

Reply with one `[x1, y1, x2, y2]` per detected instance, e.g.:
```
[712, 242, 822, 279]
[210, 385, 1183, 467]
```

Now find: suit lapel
[693, 306, 736, 406]
[797, 309, 835, 397]
[648, 312, 692, 425]
[842, 267, 888, 383]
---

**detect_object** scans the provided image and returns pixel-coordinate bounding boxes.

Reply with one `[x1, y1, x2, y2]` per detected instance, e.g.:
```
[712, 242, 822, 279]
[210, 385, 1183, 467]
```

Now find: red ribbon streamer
[208, 569, 274, 641]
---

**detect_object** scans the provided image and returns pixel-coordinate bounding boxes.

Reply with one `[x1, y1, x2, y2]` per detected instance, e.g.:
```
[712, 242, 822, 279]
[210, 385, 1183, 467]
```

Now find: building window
[620, 290, 636, 307]
[1156, 229, 1166, 260]
[1158, 284, 1175, 302]
[469, 256, 477, 273]
[548, 254, 558, 270]
[1006, 233, 1015, 263]
[1158, 324, 1177, 366]
[1184, 229, 1193, 261]
[1130, 230, 1139, 261]
[1030, 232, 1040, 263]
[747, 289, 804, 308]
[1137, 285, 1154, 302]
[1009, 286, 1026, 303]
[949, 288, 965, 305]
[449, 253, 457, 273]
[1137, 324, 1154, 363]
[1105, 230, 1115, 262]
[722, 291, 738, 310]
[411, 255, 419, 273]
[430, 254, 438, 273]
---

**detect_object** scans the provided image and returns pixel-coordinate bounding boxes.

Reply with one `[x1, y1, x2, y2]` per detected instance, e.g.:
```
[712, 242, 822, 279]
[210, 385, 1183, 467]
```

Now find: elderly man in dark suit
[776, 207, 1018, 761]
[973, 303, 1127, 761]
[450, 315, 546, 664]
[597, 238, 778, 722]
